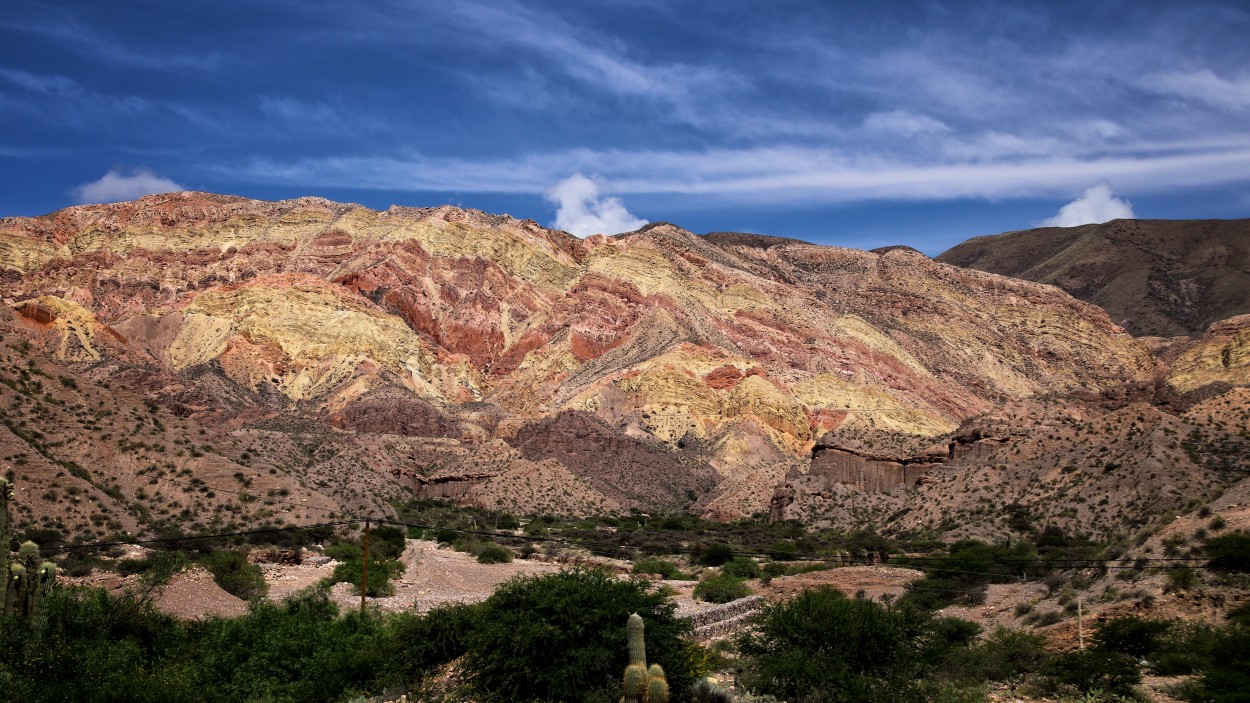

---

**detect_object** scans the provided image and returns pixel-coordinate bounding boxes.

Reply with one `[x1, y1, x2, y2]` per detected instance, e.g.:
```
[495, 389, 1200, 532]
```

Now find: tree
[735, 587, 928, 702]
[462, 568, 697, 702]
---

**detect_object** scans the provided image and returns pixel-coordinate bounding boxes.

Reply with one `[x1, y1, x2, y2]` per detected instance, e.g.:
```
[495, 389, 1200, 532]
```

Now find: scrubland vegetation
[5, 496, 1249, 702]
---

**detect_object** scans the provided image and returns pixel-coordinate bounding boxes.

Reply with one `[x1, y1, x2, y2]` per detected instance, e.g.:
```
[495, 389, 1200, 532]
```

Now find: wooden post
[1077, 597, 1084, 650]
[360, 520, 370, 612]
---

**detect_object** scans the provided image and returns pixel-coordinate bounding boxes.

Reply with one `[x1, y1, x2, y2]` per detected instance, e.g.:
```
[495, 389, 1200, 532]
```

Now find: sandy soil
[752, 565, 924, 602]
[266, 539, 564, 613]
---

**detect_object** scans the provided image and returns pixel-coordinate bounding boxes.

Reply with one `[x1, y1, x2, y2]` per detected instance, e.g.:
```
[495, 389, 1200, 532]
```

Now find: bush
[1039, 649, 1141, 698]
[326, 557, 405, 597]
[0, 585, 427, 702]
[694, 573, 751, 604]
[323, 543, 362, 561]
[1188, 624, 1250, 702]
[633, 558, 685, 580]
[735, 586, 930, 702]
[382, 602, 481, 682]
[476, 543, 513, 564]
[198, 550, 268, 600]
[1205, 533, 1250, 573]
[697, 543, 736, 567]
[721, 556, 760, 579]
[369, 525, 408, 560]
[1094, 616, 1172, 658]
[461, 567, 697, 702]
[767, 541, 799, 561]
[941, 627, 1049, 683]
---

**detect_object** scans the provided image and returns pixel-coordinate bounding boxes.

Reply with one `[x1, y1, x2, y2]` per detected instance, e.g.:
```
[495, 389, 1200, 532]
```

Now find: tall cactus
[621, 613, 670, 703]
[0, 482, 58, 620]
[0, 477, 10, 612]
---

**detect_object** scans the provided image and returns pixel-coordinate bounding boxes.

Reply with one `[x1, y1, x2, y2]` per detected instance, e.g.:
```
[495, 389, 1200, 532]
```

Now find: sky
[2, 1, 1249, 254]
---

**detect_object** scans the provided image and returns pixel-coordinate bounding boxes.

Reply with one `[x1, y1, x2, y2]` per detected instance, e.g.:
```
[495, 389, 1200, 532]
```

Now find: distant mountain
[938, 219, 1250, 337]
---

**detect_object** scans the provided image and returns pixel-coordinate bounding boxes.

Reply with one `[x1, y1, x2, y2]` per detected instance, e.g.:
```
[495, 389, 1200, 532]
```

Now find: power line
[42, 520, 357, 553]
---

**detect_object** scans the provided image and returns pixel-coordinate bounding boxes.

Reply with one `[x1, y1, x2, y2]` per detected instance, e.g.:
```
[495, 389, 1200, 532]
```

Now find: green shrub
[1205, 532, 1250, 573]
[326, 557, 405, 597]
[767, 541, 799, 561]
[735, 586, 930, 702]
[1039, 649, 1141, 697]
[324, 543, 362, 561]
[198, 550, 268, 600]
[633, 558, 685, 579]
[1094, 616, 1172, 658]
[382, 602, 481, 682]
[722, 557, 760, 579]
[693, 573, 751, 604]
[369, 525, 408, 560]
[761, 561, 790, 579]
[1188, 624, 1250, 702]
[941, 627, 1049, 683]
[697, 543, 735, 567]
[461, 567, 697, 702]
[476, 543, 513, 564]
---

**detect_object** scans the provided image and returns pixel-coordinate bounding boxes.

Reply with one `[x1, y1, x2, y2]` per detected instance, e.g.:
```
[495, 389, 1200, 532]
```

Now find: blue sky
[2, 0, 1249, 254]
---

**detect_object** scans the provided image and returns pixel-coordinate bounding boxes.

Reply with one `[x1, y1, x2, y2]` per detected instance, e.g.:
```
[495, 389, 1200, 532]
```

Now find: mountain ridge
[937, 217, 1250, 337]
[0, 192, 1245, 542]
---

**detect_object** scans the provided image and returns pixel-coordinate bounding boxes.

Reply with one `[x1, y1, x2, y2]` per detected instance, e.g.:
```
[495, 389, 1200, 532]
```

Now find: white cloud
[72, 167, 184, 204]
[228, 142, 1250, 205]
[862, 110, 951, 137]
[546, 173, 647, 236]
[1141, 69, 1250, 111]
[1040, 182, 1134, 227]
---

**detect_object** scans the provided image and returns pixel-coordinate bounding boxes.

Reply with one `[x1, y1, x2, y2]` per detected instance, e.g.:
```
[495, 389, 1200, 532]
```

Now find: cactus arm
[646, 663, 670, 703]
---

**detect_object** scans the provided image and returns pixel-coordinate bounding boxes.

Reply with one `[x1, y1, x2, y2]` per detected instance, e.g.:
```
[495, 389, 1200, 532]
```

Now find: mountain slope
[0, 192, 1209, 531]
[937, 218, 1250, 337]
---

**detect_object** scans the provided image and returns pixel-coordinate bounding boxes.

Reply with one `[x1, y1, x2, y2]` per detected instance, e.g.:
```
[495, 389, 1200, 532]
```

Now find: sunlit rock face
[1, 192, 1167, 518]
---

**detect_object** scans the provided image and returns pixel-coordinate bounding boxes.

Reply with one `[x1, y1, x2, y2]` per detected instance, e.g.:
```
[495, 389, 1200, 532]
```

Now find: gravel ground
[265, 539, 565, 613]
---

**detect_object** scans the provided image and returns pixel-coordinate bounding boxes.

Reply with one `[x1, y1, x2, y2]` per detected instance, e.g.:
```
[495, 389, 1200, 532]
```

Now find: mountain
[0, 192, 1245, 542]
[937, 218, 1250, 337]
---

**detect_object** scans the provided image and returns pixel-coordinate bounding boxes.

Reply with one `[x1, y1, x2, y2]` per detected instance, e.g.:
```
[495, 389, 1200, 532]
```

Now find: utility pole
[1077, 597, 1084, 650]
[360, 520, 370, 612]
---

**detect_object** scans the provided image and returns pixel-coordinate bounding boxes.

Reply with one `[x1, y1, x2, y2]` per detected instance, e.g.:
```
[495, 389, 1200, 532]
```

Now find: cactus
[621, 613, 671, 703]
[7, 562, 26, 616]
[646, 664, 669, 703]
[0, 477, 9, 611]
[623, 663, 649, 702]
[627, 612, 647, 665]
[31, 561, 56, 630]
[0, 483, 57, 620]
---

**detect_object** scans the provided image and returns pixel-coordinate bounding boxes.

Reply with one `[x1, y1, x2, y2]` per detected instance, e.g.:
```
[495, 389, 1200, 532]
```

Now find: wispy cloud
[1140, 69, 1250, 111]
[257, 96, 387, 134]
[1040, 182, 1134, 227]
[223, 140, 1250, 204]
[0, 68, 153, 119]
[1, 14, 221, 71]
[72, 167, 183, 204]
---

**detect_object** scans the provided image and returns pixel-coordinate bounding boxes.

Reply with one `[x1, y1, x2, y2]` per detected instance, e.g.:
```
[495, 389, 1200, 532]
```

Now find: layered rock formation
[2, 192, 1233, 528]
